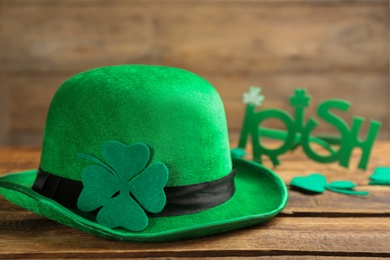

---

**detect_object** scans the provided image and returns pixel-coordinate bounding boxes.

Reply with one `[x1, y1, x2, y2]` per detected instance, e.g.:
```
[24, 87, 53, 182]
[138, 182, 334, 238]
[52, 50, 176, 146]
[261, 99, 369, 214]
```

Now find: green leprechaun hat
[0, 65, 288, 242]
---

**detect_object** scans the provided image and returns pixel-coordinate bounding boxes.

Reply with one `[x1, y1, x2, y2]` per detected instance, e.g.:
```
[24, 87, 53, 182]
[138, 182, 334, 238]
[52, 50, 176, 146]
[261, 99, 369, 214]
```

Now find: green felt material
[325, 180, 369, 196]
[290, 173, 326, 193]
[0, 65, 287, 241]
[290, 173, 369, 196]
[40, 65, 231, 186]
[130, 162, 168, 214]
[369, 167, 390, 186]
[77, 141, 168, 231]
[326, 181, 356, 189]
[230, 147, 247, 158]
[0, 157, 287, 241]
[324, 185, 369, 196]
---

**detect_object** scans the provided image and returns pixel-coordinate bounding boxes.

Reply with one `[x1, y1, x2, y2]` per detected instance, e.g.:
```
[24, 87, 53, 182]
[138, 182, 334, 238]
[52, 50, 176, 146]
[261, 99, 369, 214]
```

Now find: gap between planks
[0, 217, 389, 258]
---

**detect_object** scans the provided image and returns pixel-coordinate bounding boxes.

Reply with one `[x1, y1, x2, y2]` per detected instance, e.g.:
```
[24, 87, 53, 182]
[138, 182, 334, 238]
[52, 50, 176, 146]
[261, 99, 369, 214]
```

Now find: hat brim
[0, 157, 288, 242]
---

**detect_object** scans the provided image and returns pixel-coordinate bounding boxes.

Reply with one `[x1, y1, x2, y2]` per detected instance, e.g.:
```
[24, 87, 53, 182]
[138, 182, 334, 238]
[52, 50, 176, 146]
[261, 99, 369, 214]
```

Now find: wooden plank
[0, 1, 387, 74]
[1, 0, 388, 145]
[2, 0, 389, 3]
[0, 143, 389, 258]
[3, 75, 63, 133]
[150, 2, 388, 75]
[5, 132, 43, 146]
[13, 256, 387, 260]
[0, 147, 40, 173]
[0, 216, 389, 258]
[3, 72, 389, 145]
[41, 256, 387, 260]
[0, 82, 7, 146]
[286, 186, 390, 215]
[1, 1, 155, 73]
[0, 255, 383, 259]
[0, 1, 7, 145]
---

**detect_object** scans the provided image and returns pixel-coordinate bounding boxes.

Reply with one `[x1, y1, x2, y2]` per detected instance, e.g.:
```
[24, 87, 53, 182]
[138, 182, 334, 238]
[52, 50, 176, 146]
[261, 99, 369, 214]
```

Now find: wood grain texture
[1, 0, 387, 73]
[0, 140, 389, 258]
[287, 186, 390, 215]
[0, 0, 7, 145]
[10, 255, 387, 260]
[0, 82, 7, 146]
[0, 0, 388, 145]
[0, 214, 389, 258]
[3, 72, 389, 144]
[35, 258, 390, 260]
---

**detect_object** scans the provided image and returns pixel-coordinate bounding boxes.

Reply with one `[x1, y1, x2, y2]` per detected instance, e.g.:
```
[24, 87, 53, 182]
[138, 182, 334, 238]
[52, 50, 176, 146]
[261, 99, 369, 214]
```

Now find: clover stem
[78, 152, 117, 176]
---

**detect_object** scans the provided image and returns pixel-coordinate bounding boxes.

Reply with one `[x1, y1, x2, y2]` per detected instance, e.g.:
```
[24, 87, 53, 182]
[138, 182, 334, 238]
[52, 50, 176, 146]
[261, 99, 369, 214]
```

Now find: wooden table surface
[0, 139, 389, 259]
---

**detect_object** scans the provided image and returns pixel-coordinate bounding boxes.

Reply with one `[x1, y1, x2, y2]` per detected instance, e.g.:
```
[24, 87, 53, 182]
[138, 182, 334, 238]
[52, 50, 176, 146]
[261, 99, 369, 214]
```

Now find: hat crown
[40, 65, 232, 186]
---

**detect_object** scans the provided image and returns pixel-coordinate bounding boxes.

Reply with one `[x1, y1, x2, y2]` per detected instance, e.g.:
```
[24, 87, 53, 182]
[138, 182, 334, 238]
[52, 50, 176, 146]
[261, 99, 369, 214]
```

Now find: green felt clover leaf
[369, 167, 390, 186]
[326, 181, 356, 189]
[77, 141, 169, 231]
[290, 173, 369, 196]
[290, 173, 327, 193]
[325, 180, 368, 196]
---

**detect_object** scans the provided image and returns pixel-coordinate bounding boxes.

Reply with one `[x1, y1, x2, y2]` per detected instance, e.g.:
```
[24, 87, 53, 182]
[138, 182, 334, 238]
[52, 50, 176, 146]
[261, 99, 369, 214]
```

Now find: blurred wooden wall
[0, 0, 388, 146]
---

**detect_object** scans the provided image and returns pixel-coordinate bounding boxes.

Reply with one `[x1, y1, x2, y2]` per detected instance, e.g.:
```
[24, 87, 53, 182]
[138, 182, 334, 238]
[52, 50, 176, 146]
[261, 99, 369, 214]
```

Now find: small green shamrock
[289, 89, 311, 107]
[243, 86, 265, 107]
[77, 141, 168, 231]
[290, 173, 369, 196]
[231, 147, 247, 158]
[369, 167, 390, 185]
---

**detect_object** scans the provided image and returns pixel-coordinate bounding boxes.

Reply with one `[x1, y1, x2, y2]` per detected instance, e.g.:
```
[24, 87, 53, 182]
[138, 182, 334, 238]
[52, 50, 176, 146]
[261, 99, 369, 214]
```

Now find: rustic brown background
[0, 0, 388, 146]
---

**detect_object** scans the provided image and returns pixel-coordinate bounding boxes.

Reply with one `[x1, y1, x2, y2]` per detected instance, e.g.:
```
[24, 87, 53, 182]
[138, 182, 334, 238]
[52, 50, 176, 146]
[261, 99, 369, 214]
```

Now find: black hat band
[32, 168, 236, 217]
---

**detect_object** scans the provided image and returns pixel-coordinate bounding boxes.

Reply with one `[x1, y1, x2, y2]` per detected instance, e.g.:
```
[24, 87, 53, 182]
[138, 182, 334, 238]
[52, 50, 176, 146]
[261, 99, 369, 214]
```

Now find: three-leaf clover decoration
[77, 141, 169, 231]
[243, 86, 265, 107]
[290, 173, 369, 196]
